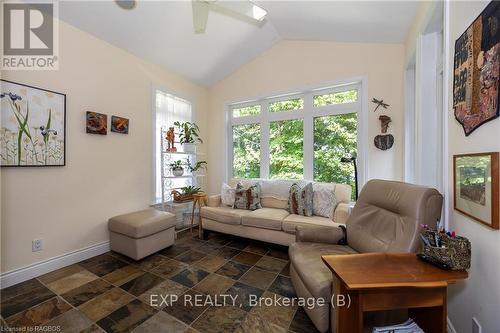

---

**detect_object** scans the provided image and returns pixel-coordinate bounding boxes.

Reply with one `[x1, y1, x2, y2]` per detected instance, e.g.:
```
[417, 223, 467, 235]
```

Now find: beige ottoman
[108, 209, 176, 260]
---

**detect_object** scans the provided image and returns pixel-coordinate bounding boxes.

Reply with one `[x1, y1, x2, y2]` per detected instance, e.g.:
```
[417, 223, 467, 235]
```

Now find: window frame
[226, 78, 368, 188]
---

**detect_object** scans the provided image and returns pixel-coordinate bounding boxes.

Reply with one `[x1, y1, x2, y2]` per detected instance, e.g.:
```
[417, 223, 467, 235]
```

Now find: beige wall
[206, 40, 405, 194]
[404, 1, 437, 65]
[1, 20, 208, 272]
[447, 1, 500, 332]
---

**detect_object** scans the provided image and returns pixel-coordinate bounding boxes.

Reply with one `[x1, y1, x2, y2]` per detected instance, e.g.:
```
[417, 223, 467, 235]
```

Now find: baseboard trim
[447, 316, 457, 333]
[0, 241, 110, 289]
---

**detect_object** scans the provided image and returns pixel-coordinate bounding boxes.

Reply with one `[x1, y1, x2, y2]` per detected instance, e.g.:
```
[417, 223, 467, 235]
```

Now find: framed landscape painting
[1, 79, 66, 167]
[454, 152, 499, 229]
[453, 1, 500, 136]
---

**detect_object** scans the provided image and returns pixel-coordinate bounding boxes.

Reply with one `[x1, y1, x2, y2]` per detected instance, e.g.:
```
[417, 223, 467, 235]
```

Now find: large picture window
[228, 82, 363, 199]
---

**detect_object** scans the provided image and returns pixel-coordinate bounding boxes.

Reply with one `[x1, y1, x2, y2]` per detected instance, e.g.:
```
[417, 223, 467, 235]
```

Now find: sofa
[289, 179, 444, 332]
[200, 178, 352, 245]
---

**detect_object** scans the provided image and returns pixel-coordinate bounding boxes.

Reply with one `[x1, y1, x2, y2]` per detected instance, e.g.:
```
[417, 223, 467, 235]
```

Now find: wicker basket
[420, 231, 471, 270]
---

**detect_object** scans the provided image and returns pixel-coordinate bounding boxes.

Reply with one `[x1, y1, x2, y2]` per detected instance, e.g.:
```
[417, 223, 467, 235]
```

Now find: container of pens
[420, 229, 471, 270]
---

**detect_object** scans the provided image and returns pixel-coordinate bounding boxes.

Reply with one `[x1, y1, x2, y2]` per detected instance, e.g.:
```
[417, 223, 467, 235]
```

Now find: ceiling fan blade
[191, 0, 267, 34]
[213, 1, 267, 22]
[192, 0, 210, 34]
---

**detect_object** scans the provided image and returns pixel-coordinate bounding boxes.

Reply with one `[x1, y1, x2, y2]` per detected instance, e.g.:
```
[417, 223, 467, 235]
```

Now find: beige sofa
[201, 178, 351, 245]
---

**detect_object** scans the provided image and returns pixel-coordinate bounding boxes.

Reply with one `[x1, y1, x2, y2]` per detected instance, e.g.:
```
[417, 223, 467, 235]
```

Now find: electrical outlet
[472, 317, 481, 333]
[32, 239, 43, 252]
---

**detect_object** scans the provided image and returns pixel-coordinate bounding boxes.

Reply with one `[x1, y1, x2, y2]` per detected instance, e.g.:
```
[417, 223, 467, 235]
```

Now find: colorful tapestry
[453, 1, 500, 136]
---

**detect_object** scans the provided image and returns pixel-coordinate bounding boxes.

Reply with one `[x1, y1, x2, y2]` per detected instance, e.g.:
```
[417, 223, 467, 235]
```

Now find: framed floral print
[1, 79, 66, 167]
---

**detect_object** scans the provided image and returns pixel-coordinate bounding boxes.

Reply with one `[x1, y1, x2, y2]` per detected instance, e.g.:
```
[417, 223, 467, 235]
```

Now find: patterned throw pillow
[221, 183, 236, 206]
[233, 183, 262, 210]
[288, 182, 313, 216]
[313, 184, 337, 219]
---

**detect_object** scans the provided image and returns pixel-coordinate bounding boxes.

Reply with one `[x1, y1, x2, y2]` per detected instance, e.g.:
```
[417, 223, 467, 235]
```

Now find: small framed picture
[454, 152, 499, 229]
[111, 115, 129, 134]
[86, 111, 107, 135]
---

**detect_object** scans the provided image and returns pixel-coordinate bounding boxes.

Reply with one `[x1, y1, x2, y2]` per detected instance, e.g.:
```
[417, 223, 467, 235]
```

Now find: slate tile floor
[0, 231, 319, 333]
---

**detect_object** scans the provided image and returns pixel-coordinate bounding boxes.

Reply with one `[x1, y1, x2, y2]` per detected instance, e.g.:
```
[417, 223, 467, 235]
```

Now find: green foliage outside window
[314, 89, 357, 107]
[314, 113, 357, 200]
[270, 119, 304, 179]
[269, 98, 304, 112]
[233, 105, 260, 118]
[232, 123, 260, 178]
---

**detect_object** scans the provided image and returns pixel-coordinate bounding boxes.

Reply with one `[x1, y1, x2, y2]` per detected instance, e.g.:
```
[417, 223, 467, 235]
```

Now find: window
[269, 98, 303, 112]
[314, 113, 357, 191]
[313, 89, 357, 107]
[270, 119, 303, 179]
[232, 104, 260, 118]
[232, 123, 260, 178]
[154, 89, 192, 203]
[228, 82, 362, 200]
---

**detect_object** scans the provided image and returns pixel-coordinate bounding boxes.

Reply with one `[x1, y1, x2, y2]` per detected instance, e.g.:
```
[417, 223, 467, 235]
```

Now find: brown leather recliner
[289, 179, 443, 333]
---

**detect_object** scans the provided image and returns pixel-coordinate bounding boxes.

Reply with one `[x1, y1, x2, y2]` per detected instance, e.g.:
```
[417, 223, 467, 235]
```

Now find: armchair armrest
[207, 195, 221, 207]
[334, 202, 351, 224]
[295, 225, 345, 244]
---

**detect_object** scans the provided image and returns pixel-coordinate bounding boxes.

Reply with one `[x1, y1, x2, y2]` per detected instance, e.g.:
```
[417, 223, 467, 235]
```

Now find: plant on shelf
[171, 186, 202, 202]
[187, 159, 208, 173]
[174, 121, 202, 143]
[174, 121, 202, 153]
[181, 186, 202, 196]
[169, 160, 184, 177]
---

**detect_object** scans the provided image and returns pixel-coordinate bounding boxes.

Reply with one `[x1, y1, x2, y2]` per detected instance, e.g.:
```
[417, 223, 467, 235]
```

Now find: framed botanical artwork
[111, 115, 129, 134]
[454, 152, 499, 229]
[453, 1, 500, 136]
[1, 79, 66, 167]
[86, 111, 107, 135]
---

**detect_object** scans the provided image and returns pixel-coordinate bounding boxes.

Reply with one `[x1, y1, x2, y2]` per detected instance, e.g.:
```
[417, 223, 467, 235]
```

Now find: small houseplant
[169, 160, 184, 177]
[187, 159, 207, 173]
[171, 186, 202, 202]
[174, 121, 202, 153]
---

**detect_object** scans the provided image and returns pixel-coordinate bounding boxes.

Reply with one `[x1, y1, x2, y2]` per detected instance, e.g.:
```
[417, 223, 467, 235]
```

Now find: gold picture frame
[454, 152, 499, 229]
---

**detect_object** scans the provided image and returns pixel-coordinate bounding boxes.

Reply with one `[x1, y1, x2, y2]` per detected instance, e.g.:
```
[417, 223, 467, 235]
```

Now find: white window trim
[225, 76, 368, 188]
[150, 82, 196, 204]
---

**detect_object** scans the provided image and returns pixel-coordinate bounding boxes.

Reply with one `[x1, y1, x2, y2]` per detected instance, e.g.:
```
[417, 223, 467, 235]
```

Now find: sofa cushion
[241, 208, 289, 230]
[221, 183, 235, 206]
[288, 182, 314, 216]
[201, 206, 251, 225]
[282, 214, 340, 234]
[108, 209, 175, 239]
[261, 197, 288, 209]
[233, 183, 262, 210]
[228, 178, 352, 209]
[289, 242, 357, 300]
[312, 183, 337, 219]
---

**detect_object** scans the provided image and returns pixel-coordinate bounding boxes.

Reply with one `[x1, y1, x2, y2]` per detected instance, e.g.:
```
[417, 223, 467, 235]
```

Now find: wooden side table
[191, 192, 208, 237]
[322, 253, 468, 333]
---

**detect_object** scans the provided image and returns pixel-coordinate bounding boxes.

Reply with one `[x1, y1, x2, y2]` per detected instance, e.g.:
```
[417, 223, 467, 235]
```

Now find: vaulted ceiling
[60, 1, 420, 87]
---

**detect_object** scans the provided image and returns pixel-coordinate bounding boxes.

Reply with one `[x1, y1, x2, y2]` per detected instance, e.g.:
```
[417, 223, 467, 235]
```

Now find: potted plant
[174, 121, 202, 153]
[169, 160, 184, 177]
[171, 186, 202, 202]
[187, 159, 208, 174]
